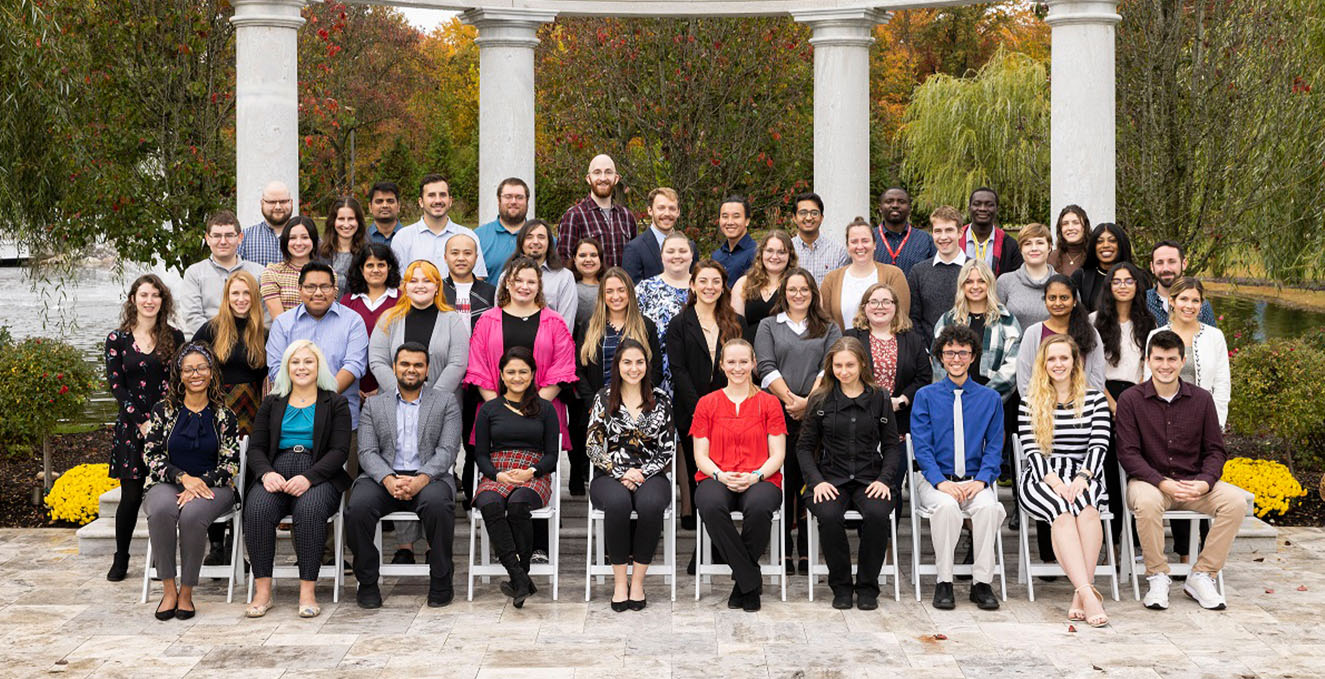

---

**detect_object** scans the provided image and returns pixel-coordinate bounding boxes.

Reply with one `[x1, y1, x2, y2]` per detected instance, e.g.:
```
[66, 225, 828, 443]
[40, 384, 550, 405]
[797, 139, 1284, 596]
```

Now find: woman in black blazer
[575, 268, 665, 413]
[243, 339, 352, 619]
[842, 282, 931, 436]
[664, 259, 746, 532]
[1070, 222, 1133, 313]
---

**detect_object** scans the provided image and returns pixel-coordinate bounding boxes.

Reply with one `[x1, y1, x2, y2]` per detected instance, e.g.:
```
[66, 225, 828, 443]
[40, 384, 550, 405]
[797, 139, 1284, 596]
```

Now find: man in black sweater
[907, 205, 968, 340]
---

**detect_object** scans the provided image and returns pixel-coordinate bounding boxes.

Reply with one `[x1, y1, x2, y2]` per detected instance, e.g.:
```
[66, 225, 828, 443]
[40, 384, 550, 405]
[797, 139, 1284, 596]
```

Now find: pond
[2, 266, 1323, 427]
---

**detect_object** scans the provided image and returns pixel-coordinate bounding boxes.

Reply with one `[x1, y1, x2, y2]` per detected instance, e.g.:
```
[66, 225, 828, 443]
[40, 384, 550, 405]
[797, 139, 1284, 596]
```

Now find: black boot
[203, 538, 227, 566]
[480, 502, 535, 606]
[106, 552, 130, 582]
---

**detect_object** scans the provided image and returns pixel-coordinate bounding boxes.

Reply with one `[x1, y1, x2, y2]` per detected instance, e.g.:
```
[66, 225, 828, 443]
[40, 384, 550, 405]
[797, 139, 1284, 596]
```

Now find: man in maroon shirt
[1115, 330, 1246, 611]
[555, 154, 637, 269]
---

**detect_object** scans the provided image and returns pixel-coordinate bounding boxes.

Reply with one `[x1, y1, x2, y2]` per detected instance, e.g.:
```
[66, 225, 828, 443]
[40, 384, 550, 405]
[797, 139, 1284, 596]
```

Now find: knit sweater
[907, 256, 965, 340]
[996, 264, 1056, 331]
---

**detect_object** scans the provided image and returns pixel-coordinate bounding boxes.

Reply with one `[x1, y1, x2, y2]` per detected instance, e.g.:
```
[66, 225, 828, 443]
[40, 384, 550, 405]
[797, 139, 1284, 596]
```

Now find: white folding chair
[142, 437, 248, 604]
[693, 472, 786, 602]
[585, 454, 677, 601]
[246, 466, 347, 604]
[805, 504, 902, 602]
[373, 511, 431, 577]
[1010, 438, 1119, 602]
[906, 434, 1008, 602]
[1117, 466, 1226, 600]
[467, 471, 561, 601]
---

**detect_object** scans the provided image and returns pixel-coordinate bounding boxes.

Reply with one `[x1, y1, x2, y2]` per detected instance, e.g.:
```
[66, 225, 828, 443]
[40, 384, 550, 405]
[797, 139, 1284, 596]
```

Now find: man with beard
[1145, 241, 1216, 326]
[474, 177, 530, 282]
[366, 182, 403, 246]
[345, 342, 462, 609]
[622, 187, 697, 283]
[962, 187, 1022, 276]
[874, 187, 936, 276]
[239, 180, 295, 266]
[556, 154, 637, 269]
[392, 174, 489, 279]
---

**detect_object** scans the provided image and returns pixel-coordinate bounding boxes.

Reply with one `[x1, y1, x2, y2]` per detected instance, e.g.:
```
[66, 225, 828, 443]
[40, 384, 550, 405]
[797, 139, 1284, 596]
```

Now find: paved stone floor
[0, 526, 1321, 679]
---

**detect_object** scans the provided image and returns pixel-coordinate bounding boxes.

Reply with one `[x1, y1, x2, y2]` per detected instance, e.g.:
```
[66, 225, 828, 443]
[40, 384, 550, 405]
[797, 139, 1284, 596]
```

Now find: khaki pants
[1127, 479, 1245, 576]
[915, 478, 1006, 583]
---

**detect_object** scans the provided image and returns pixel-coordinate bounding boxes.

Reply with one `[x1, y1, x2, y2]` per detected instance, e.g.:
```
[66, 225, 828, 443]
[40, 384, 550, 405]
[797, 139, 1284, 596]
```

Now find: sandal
[1067, 590, 1086, 622]
[1077, 585, 1109, 628]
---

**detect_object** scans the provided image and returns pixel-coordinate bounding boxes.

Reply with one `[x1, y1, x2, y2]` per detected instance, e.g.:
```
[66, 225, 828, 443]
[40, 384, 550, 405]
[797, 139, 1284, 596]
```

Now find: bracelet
[1074, 470, 1093, 481]
[712, 470, 723, 481]
[751, 470, 764, 482]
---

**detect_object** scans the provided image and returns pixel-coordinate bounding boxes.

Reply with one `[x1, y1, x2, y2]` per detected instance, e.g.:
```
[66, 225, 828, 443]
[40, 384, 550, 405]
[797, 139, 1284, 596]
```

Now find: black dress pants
[806, 481, 899, 597]
[344, 476, 456, 589]
[589, 474, 670, 565]
[694, 479, 781, 594]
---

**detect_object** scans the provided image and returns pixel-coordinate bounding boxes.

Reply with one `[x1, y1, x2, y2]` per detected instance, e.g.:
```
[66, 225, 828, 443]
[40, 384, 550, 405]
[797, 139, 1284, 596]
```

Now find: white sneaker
[1144, 573, 1171, 610]
[1183, 572, 1226, 610]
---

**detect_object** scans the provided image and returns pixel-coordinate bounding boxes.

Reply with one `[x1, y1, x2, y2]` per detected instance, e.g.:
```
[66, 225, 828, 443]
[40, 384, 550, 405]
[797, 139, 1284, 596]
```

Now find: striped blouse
[1016, 389, 1111, 481]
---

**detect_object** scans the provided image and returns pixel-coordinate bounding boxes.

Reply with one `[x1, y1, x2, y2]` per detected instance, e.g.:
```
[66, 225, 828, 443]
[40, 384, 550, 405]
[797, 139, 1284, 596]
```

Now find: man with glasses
[556, 154, 637, 269]
[474, 177, 530, 282]
[910, 324, 1006, 611]
[179, 210, 266, 334]
[366, 182, 403, 246]
[266, 262, 370, 430]
[874, 187, 936, 275]
[789, 192, 847, 286]
[239, 180, 295, 266]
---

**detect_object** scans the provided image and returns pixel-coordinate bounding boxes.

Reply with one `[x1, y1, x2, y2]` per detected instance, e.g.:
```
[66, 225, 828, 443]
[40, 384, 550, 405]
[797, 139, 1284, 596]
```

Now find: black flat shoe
[831, 591, 853, 610]
[106, 553, 129, 582]
[970, 582, 1000, 610]
[742, 590, 761, 612]
[784, 558, 795, 575]
[856, 592, 879, 611]
[628, 598, 647, 611]
[727, 584, 743, 609]
[154, 599, 176, 621]
[798, 559, 809, 576]
[174, 605, 195, 621]
[932, 581, 956, 610]
[611, 599, 630, 612]
[356, 583, 383, 609]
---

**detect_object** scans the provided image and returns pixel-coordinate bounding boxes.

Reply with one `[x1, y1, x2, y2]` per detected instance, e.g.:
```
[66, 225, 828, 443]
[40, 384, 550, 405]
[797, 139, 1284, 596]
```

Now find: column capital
[229, 0, 306, 30]
[460, 8, 558, 49]
[791, 7, 890, 48]
[1044, 0, 1121, 27]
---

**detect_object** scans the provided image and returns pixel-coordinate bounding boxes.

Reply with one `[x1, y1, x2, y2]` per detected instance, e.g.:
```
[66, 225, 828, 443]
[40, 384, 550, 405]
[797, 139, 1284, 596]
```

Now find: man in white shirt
[391, 174, 488, 279]
[790, 192, 847, 286]
[178, 211, 266, 335]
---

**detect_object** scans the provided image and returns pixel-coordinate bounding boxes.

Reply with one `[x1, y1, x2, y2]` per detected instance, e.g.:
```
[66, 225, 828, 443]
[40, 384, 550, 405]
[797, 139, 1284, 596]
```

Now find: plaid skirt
[223, 381, 263, 438]
[475, 449, 553, 506]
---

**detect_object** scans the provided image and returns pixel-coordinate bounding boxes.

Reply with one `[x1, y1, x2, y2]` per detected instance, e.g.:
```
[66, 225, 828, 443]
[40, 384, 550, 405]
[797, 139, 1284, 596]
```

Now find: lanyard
[878, 225, 912, 264]
[970, 230, 993, 263]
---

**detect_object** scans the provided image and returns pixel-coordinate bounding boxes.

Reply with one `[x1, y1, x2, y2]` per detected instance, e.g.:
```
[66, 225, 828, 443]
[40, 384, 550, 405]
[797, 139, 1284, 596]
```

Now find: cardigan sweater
[843, 327, 931, 434]
[1144, 324, 1231, 427]
[367, 306, 471, 396]
[819, 262, 911, 330]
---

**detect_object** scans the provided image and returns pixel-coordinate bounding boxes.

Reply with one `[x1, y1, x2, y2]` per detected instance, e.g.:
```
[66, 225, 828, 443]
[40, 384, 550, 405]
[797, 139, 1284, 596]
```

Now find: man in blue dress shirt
[910, 324, 1006, 611]
[711, 195, 757, 286]
[473, 177, 530, 282]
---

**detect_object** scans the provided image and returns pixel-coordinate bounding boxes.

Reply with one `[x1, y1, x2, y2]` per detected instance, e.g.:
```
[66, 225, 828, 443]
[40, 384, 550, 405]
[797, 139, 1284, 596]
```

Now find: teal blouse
[278, 403, 315, 450]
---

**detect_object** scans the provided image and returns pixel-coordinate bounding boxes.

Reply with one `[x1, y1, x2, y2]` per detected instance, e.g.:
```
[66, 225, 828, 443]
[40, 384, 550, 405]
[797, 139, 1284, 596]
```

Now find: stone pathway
[1, 526, 1320, 678]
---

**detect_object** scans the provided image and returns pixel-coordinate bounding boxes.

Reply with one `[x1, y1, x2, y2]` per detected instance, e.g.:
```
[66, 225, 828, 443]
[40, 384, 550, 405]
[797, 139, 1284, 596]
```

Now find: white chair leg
[1022, 514, 1035, 603]
[1103, 516, 1119, 601]
[140, 539, 153, 605]
[891, 511, 901, 602]
[227, 518, 242, 604]
[467, 513, 478, 601]
[583, 512, 592, 603]
[996, 529, 1007, 602]
[693, 514, 703, 601]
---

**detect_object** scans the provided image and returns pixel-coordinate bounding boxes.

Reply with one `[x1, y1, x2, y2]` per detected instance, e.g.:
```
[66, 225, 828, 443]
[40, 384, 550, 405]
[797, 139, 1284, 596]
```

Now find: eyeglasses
[866, 299, 896, 309]
[941, 350, 973, 360]
[209, 233, 240, 241]
[1111, 278, 1137, 287]
[180, 366, 212, 376]
[796, 210, 822, 218]
[301, 284, 336, 293]
[261, 199, 292, 206]
[499, 193, 527, 201]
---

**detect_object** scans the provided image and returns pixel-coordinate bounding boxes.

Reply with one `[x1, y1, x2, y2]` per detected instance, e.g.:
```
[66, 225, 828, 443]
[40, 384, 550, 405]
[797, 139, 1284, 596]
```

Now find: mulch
[0, 426, 109, 528]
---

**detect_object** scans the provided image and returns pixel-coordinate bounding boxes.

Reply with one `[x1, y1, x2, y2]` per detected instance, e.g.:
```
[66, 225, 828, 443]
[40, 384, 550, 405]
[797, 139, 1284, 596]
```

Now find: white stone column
[231, 0, 305, 226]
[1046, 0, 1120, 225]
[461, 8, 557, 225]
[792, 8, 887, 243]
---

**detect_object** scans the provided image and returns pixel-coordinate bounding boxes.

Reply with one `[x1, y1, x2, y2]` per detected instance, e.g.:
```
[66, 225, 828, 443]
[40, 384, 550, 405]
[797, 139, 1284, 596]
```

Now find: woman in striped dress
[1017, 334, 1112, 627]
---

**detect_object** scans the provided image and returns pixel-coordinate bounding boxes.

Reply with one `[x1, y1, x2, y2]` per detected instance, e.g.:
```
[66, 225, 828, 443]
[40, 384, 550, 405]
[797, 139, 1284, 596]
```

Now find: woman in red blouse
[691, 338, 786, 612]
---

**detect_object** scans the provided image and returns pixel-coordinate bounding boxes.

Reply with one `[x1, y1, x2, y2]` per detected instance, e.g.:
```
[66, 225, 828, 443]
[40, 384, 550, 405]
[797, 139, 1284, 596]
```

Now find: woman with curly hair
[730, 230, 797, 341]
[105, 273, 185, 582]
[141, 343, 241, 620]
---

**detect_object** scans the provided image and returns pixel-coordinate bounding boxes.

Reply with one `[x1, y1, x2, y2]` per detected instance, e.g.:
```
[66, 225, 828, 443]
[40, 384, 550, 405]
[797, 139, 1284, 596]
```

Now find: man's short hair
[297, 260, 336, 286]
[968, 186, 999, 206]
[497, 177, 530, 200]
[720, 194, 751, 219]
[647, 186, 679, 207]
[1146, 329, 1186, 359]
[929, 205, 963, 227]
[932, 324, 982, 366]
[205, 210, 239, 234]
[1150, 239, 1185, 259]
[395, 341, 430, 365]
[368, 181, 399, 202]
[879, 186, 910, 202]
[418, 173, 448, 197]
[793, 192, 824, 213]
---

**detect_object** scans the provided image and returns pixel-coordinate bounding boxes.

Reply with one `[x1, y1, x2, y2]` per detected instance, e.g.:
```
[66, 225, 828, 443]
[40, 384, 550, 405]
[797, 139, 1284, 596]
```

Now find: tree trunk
[42, 435, 53, 491]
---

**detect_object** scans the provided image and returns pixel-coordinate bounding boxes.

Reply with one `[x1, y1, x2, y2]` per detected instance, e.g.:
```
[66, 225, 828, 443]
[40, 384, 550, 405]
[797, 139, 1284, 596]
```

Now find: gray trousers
[144, 483, 237, 586]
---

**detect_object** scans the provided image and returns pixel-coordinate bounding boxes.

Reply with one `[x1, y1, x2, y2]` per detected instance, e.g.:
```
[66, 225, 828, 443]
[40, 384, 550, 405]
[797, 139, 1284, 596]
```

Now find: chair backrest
[236, 435, 249, 502]
[1011, 436, 1024, 480]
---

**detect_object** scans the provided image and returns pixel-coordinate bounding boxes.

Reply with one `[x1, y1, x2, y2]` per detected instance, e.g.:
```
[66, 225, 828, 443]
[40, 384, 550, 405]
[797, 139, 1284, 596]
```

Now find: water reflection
[1208, 294, 1325, 342]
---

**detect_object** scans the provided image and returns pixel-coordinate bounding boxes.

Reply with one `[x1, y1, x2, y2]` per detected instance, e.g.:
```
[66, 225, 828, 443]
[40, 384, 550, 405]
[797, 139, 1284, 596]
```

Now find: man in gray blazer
[345, 342, 462, 608]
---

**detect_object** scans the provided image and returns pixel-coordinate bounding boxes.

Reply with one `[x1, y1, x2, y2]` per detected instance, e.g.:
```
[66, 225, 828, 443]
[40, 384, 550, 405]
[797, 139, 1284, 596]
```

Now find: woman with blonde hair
[819, 217, 910, 330]
[243, 339, 352, 618]
[193, 270, 268, 435]
[731, 230, 797, 340]
[931, 259, 1022, 401]
[844, 282, 930, 436]
[1016, 334, 1112, 627]
[368, 259, 470, 396]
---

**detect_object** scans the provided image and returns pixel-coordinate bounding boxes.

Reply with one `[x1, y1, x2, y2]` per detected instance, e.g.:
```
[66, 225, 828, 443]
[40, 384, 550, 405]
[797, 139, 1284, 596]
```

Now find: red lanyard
[878, 224, 912, 264]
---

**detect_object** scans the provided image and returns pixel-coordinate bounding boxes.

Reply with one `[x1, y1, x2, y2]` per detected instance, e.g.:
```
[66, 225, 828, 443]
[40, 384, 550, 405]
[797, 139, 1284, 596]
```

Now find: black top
[247, 389, 353, 492]
[843, 327, 932, 435]
[167, 405, 220, 477]
[502, 309, 541, 353]
[474, 397, 561, 479]
[193, 318, 267, 386]
[574, 316, 665, 402]
[404, 305, 439, 349]
[664, 306, 748, 433]
[1071, 266, 1109, 313]
[741, 289, 781, 343]
[797, 385, 903, 491]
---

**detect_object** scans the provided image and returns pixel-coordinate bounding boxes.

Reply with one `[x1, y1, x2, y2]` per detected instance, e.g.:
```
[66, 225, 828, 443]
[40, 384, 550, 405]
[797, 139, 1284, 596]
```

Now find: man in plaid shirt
[555, 154, 637, 269]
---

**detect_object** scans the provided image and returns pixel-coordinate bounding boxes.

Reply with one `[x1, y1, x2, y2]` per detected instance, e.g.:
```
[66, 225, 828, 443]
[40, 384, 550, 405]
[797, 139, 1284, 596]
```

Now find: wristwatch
[751, 470, 764, 482]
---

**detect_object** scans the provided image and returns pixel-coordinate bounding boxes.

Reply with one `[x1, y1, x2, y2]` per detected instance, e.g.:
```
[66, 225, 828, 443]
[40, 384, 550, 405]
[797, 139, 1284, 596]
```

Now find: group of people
[104, 154, 1243, 624]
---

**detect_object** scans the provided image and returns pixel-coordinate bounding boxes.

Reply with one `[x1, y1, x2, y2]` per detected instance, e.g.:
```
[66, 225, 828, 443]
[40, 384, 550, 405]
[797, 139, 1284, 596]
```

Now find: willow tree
[898, 48, 1049, 225]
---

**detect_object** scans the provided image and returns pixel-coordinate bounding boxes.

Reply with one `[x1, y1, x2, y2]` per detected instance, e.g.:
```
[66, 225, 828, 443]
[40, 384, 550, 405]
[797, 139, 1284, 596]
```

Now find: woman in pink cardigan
[466, 256, 578, 453]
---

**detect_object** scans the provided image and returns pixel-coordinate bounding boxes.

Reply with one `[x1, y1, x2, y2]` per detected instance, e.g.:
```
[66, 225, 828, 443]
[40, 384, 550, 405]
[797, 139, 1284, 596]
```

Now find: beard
[398, 376, 426, 391]
[591, 181, 614, 199]
[263, 208, 291, 228]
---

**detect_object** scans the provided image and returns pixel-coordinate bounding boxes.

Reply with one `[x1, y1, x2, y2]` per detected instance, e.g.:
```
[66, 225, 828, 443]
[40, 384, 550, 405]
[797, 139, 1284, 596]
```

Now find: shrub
[1217, 311, 1258, 356]
[1228, 338, 1325, 471]
[1221, 457, 1308, 519]
[45, 463, 119, 526]
[0, 330, 101, 456]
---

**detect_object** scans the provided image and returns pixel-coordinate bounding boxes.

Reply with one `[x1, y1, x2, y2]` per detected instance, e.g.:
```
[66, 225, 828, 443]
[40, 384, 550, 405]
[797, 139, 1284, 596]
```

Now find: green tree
[898, 48, 1049, 224]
